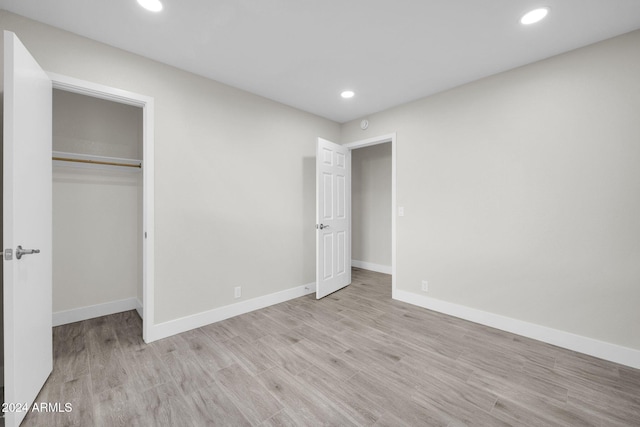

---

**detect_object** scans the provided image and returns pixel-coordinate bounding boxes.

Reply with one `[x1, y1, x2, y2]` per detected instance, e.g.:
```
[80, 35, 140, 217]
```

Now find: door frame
[343, 133, 397, 294]
[48, 72, 156, 342]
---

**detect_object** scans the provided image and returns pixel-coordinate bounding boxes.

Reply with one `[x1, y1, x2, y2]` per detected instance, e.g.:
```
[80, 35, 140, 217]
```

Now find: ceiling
[1, 1, 640, 123]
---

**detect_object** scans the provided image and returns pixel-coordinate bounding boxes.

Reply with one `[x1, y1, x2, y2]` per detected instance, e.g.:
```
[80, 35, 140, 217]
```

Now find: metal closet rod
[53, 156, 142, 168]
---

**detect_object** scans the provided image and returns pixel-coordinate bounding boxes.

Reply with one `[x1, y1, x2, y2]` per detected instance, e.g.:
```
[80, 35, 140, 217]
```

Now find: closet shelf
[53, 151, 142, 171]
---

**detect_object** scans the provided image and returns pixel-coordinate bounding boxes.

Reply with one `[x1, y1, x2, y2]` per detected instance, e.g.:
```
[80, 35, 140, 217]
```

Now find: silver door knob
[317, 224, 330, 230]
[16, 245, 40, 260]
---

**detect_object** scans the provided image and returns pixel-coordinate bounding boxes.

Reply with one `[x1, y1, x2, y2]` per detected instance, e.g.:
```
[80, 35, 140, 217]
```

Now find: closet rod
[53, 156, 141, 168]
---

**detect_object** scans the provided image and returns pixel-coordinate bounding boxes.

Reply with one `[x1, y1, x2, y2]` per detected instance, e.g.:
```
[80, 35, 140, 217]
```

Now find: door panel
[336, 231, 346, 275]
[322, 173, 332, 219]
[3, 31, 53, 427]
[323, 234, 333, 279]
[316, 138, 351, 299]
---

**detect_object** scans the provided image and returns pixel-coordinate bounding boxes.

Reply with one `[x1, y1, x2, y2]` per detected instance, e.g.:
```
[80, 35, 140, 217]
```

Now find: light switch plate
[398, 207, 405, 217]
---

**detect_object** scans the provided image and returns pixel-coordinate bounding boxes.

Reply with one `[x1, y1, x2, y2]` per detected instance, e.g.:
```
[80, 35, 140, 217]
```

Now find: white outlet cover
[398, 207, 405, 217]
[234, 286, 241, 298]
[421, 281, 428, 292]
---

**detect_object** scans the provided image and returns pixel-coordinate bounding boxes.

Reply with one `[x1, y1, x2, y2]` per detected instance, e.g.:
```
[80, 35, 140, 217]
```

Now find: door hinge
[4, 248, 13, 260]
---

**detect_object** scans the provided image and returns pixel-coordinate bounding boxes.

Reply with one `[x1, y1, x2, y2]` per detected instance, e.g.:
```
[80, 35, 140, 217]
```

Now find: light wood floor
[23, 268, 640, 426]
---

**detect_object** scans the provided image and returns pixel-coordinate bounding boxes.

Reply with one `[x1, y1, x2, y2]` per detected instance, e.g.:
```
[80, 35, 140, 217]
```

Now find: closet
[52, 89, 143, 325]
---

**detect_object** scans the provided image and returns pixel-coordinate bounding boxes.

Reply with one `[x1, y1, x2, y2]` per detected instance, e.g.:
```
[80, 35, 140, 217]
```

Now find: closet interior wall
[52, 89, 142, 319]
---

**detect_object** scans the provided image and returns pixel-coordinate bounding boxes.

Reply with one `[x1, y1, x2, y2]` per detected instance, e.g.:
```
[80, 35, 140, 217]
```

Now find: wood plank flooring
[22, 268, 640, 426]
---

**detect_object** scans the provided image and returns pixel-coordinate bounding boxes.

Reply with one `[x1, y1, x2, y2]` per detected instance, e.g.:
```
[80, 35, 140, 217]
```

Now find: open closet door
[316, 138, 351, 298]
[3, 31, 53, 427]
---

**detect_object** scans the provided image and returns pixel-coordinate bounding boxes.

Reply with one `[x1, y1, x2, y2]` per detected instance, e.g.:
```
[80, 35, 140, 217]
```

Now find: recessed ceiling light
[341, 90, 355, 99]
[137, 0, 163, 12]
[520, 7, 549, 25]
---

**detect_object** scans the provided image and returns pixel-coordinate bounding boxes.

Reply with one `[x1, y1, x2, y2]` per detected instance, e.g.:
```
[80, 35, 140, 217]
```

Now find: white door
[316, 138, 351, 298]
[3, 31, 53, 427]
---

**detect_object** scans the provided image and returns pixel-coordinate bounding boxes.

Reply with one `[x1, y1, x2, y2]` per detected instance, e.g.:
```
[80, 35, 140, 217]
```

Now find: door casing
[48, 73, 156, 342]
[343, 133, 397, 295]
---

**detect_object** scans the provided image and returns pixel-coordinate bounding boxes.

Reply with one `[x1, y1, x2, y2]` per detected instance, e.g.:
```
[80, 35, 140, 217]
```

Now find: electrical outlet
[421, 280, 428, 292]
[234, 286, 241, 299]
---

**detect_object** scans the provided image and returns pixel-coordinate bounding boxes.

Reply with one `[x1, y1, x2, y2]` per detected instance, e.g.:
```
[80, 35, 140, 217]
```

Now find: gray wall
[0, 10, 340, 324]
[351, 143, 391, 268]
[342, 29, 640, 350]
[52, 90, 142, 313]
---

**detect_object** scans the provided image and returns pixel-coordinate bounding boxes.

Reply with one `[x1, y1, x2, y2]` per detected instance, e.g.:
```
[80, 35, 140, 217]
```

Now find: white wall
[53, 89, 142, 159]
[52, 168, 141, 312]
[0, 11, 340, 324]
[52, 89, 142, 313]
[342, 29, 640, 351]
[351, 143, 391, 270]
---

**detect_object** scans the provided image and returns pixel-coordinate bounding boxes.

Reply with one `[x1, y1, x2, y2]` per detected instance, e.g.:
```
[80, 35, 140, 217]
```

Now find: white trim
[142, 91, 155, 343]
[52, 298, 140, 327]
[148, 283, 316, 342]
[343, 133, 397, 293]
[136, 298, 144, 319]
[48, 72, 150, 108]
[47, 72, 156, 343]
[352, 260, 392, 275]
[343, 133, 395, 150]
[394, 290, 640, 369]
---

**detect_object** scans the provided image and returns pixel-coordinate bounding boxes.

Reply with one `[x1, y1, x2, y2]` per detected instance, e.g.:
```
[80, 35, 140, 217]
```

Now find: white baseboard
[352, 260, 392, 275]
[135, 298, 144, 319]
[53, 297, 141, 327]
[393, 289, 640, 370]
[147, 282, 316, 342]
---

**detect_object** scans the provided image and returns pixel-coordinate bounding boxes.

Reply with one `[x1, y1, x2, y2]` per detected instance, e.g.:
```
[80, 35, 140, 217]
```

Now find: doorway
[49, 73, 155, 342]
[51, 89, 143, 330]
[351, 142, 392, 275]
[345, 133, 397, 293]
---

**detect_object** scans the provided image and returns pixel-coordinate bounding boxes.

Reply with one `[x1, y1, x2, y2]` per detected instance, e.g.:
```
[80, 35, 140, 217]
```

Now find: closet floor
[22, 268, 640, 426]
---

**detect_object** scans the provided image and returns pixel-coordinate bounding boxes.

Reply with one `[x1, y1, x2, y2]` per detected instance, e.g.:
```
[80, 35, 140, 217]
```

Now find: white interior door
[316, 138, 351, 298]
[3, 31, 53, 427]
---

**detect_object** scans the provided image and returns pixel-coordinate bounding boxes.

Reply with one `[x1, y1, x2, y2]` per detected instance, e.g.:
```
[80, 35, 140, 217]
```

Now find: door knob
[316, 224, 330, 230]
[16, 245, 40, 260]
